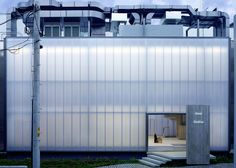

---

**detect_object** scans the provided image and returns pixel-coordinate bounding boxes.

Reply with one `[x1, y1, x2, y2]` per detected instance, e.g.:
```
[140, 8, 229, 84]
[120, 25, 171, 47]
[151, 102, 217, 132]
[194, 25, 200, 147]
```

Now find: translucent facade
[6, 38, 229, 151]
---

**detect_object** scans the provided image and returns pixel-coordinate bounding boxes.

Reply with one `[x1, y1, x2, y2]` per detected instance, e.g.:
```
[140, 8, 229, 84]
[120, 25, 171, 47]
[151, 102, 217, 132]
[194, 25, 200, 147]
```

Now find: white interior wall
[148, 115, 177, 137]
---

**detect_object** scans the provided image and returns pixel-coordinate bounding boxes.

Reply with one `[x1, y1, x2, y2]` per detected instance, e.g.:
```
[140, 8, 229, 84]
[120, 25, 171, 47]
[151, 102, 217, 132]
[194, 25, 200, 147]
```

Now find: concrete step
[148, 146, 186, 152]
[142, 157, 163, 165]
[147, 153, 172, 162]
[147, 155, 170, 163]
[0, 166, 28, 168]
[139, 159, 159, 167]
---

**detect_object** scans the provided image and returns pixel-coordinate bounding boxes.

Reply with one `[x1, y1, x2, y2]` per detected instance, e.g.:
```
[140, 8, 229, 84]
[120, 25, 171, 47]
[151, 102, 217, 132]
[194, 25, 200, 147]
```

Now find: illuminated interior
[148, 114, 186, 151]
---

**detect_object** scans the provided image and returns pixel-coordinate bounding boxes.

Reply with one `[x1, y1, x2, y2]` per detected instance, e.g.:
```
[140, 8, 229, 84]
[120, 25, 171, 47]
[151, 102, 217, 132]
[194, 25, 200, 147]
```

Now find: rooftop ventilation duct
[17, 0, 61, 8]
[129, 13, 140, 25]
[111, 13, 127, 22]
[145, 13, 155, 24]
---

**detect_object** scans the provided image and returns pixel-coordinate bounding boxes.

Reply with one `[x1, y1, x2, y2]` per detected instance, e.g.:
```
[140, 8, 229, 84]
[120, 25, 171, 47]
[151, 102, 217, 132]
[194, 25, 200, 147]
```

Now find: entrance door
[147, 114, 186, 152]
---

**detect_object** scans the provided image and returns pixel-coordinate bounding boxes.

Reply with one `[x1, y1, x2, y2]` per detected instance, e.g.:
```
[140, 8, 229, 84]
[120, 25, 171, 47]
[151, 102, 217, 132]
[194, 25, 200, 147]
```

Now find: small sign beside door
[187, 105, 210, 165]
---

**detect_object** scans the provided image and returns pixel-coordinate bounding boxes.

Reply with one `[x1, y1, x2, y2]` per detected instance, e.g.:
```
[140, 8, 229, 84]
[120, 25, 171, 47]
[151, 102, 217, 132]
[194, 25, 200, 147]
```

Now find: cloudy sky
[0, 0, 235, 22]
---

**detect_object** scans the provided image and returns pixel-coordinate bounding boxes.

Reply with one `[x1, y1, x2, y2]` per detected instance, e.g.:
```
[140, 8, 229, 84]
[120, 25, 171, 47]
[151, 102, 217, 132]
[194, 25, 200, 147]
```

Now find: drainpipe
[88, 2, 91, 37]
[186, 19, 200, 37]
[186, 27, 192, 37]
[222, 12, 230, 37]
[186, 25, 195, 37]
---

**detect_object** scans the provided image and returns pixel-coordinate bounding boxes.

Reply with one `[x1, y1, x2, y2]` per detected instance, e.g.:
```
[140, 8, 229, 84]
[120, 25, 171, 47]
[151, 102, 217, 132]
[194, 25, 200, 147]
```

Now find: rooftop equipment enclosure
[6, 38, 229, 151]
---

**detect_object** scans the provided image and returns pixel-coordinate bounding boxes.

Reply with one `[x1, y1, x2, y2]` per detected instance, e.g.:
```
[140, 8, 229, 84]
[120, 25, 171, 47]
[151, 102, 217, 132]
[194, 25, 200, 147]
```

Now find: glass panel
[130, 114, 139, 147]
[64, 26, 71, 37]
[105, 113, 113, 148]
[71, 113, 80, 147]
[52, 26, 60, 37]
[122, 113, 130, 147]
[97, 113, 105, 148]
[89, 113, 96, 148]
[44, 26, 51, 37]
[72, 26, 79, 37]
[172, 46, 180, 113]
[114, 113, 122, 148]
[188, 45, 197, 105]
[47, 112, 56, 149]
[163, 46, 171, 113]
[80, 113, 89, 148]
[40, 112, 47, 148]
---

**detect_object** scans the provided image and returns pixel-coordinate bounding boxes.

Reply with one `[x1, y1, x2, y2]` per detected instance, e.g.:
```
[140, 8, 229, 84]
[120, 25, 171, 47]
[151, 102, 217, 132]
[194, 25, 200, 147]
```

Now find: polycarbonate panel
[6, 38, 229, 151]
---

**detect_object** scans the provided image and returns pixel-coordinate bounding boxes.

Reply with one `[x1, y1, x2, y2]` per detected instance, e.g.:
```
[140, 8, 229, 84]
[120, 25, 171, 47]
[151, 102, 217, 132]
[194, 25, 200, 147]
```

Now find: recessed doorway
[147, 114, 186, 152]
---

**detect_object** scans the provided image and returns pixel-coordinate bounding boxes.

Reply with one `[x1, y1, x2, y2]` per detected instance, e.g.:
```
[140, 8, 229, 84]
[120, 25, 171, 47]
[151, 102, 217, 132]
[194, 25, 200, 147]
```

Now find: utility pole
[32, 0, 40, 168]
[234, 15, 236, 168]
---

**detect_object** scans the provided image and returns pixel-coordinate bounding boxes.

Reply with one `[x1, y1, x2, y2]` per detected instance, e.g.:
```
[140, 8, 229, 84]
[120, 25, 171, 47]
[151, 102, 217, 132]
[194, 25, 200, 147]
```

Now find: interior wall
[148, 115, 176, 137]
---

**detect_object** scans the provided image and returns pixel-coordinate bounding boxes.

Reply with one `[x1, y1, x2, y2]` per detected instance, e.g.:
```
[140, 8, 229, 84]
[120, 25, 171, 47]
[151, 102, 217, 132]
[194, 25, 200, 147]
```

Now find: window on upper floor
[44, 26, 51, 37]
[64, 26, 80, 37]
[52, 26, 60, 37]
[44, 26, 60, 37]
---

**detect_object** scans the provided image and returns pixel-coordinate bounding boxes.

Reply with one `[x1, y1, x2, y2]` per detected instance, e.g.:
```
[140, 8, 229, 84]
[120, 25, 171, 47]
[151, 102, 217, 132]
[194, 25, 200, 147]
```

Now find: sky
[0, 0, 235, 22]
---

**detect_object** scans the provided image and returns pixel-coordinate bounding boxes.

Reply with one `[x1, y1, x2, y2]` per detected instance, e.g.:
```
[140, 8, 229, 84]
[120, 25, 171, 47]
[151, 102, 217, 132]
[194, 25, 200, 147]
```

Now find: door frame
[145, 112, 186, 152]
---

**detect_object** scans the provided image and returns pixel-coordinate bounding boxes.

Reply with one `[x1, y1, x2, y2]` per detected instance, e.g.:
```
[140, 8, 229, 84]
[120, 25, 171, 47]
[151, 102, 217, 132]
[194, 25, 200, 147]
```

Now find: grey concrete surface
[187, 105, 210, 165]
[0, 166, 27, 168]
[98, 163, 233, 168]
[97, 163, 150, 168]
[163, 163, 233, 168]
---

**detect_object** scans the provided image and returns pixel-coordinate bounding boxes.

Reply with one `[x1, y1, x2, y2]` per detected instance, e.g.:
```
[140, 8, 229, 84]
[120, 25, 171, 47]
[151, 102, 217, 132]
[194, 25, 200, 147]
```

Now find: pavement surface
[97, 164, 150, 168]
[163, 163, 233, 168]
[97, 163, 233, 168]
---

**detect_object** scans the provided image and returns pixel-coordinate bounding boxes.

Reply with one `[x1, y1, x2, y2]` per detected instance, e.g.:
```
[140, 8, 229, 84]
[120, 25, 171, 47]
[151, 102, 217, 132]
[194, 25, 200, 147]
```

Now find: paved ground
[163, 163, 233, 168]
[97, 164, 150, 168]
[97, 163, 233, 168]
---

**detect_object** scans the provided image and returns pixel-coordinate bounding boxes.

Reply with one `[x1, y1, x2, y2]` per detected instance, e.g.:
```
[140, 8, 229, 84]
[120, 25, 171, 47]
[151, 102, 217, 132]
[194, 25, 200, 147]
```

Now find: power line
[25, 10, 41, 35]
[8, 42, 33, 54]
[0, 18, 12, 26]
[10, 36, 30, 48]
[21, 10, 41, 35]
[0, 8, 41, 53]
[0, 10, 32, 26]
[0, 38, 41, 54]
[0, 7, 38, 27]
[0, 36, 31, 52]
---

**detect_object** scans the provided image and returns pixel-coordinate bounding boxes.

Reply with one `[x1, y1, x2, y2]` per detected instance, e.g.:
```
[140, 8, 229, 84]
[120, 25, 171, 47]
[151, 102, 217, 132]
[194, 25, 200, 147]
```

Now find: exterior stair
[148, 145, 186, 152]
[139, 152, 172, 167]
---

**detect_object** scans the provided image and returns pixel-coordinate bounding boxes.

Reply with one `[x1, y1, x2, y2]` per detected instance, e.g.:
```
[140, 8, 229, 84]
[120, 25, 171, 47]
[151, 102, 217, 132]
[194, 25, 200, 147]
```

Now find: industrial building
[0, 0, 235, 166]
